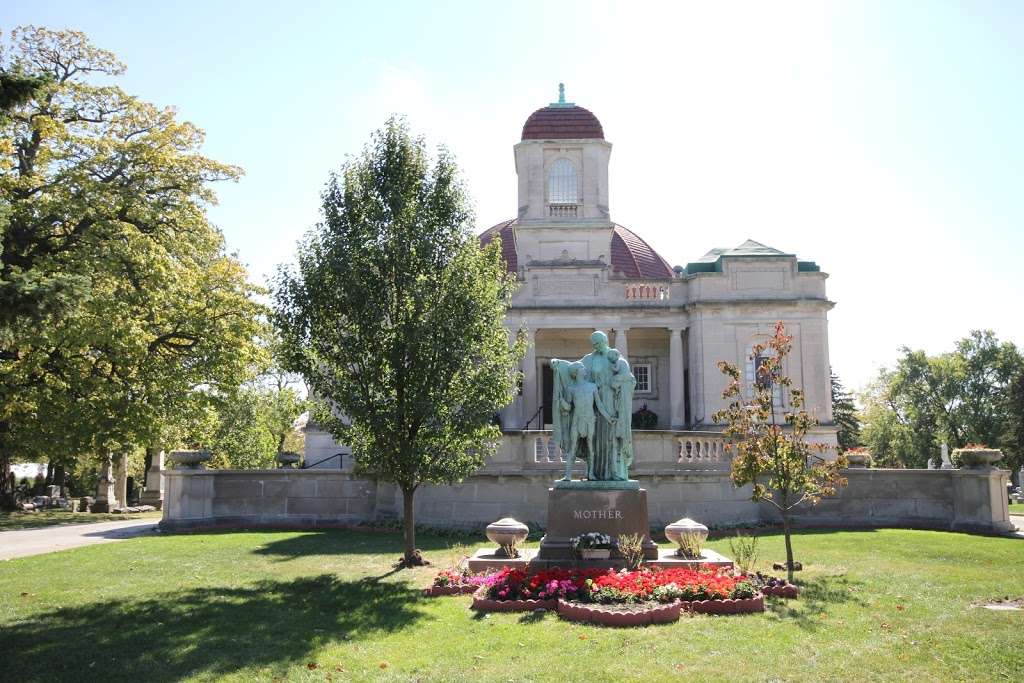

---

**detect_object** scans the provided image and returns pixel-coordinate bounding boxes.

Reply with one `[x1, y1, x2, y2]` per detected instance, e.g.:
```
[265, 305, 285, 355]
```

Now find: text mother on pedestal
[550, 330, 636, 483]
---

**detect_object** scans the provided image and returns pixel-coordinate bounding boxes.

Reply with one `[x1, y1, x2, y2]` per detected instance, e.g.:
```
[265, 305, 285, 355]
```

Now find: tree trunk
[782, 514, 795, 583]
[401, 485, 417, 565]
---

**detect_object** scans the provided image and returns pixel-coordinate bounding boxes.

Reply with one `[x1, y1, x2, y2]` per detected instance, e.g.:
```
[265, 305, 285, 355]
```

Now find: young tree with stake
[714, 322, 847, 582]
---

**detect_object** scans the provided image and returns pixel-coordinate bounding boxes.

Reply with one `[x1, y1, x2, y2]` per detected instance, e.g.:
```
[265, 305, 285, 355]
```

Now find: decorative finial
[551, 83, 574, 108]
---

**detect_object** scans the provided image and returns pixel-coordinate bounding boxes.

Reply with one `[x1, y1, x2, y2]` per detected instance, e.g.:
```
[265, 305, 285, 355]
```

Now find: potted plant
[571, 532, 614, 560]
[952, 443, 1003, 470]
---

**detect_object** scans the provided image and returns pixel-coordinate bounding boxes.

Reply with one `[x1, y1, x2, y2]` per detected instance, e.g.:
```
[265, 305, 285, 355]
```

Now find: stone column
[93, 455, 115, 513]
[668, 326, 685, 429]
[614, 327, 629, 360]
[521, 327, 538, 429]
[140, 450, 165, 510]
[114, 453, 128, 509]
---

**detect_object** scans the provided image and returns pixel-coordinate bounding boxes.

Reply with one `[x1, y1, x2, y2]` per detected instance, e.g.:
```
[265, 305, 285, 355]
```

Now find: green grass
[0, 509, 162, 531]
[0, 528, 1021, 682]
[1009, 502, 1024, 514]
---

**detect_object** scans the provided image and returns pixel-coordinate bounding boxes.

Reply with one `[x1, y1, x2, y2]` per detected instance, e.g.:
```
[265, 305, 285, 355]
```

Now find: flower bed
[469, 565, 763, 620]
[425, 568, 487, 597]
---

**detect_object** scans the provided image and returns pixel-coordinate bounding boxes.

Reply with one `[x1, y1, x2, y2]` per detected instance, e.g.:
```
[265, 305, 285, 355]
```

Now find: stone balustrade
[547, 204, 578, 218]
[677, 434, 728, 466]
[624, 283, 670, 301]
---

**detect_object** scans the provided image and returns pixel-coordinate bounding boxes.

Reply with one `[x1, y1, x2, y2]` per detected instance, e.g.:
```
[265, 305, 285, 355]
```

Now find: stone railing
[677, 434, 728, 465]
[624, 283, 670, 301]
[504, 430, 729, 473]
[548, 204, 578, 218]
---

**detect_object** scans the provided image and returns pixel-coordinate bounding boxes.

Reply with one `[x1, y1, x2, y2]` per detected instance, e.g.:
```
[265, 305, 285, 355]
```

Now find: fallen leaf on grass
[379, 662, 389, 669]
[307, 662, 318, 670]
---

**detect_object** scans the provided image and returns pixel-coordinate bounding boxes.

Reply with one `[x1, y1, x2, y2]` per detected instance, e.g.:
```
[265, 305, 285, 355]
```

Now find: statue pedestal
[538, 486, 658, 562]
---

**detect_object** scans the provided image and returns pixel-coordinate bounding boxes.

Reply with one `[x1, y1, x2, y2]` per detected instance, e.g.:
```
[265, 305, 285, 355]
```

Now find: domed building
[301, 86, 839, 527]
[167, 88, 1011, 538]
[480, 86, 837, 449]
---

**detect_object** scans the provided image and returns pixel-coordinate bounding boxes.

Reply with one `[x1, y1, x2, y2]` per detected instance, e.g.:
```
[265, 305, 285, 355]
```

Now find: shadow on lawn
[4, 573, 428, 683]
[764, 573, 868, 631]
[250, 529, 477, 561]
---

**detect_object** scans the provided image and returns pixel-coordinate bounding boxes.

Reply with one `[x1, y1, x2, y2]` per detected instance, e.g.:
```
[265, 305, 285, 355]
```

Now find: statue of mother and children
[550, 331, 636, 484]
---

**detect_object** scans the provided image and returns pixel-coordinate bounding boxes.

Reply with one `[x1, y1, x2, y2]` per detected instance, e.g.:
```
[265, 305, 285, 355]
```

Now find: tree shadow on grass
[3, 573, 428, 683]
[764, 573, 869, 631]
[248, 528, 477, 561]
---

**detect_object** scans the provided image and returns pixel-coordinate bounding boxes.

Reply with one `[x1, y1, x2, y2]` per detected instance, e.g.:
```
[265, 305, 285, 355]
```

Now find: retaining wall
[161, 465, 1014, 535]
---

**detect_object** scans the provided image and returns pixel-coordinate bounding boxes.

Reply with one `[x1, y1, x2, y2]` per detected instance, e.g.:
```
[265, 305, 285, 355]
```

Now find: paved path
[0, 519, 158, 561]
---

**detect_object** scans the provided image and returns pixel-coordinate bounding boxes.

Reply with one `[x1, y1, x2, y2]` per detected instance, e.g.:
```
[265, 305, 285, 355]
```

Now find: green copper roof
[684, 239, 820, 275]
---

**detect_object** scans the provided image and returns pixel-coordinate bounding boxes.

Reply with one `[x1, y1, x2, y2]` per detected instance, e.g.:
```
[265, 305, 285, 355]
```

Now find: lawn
[1010, 503, 1024, 514]
[0, 527, 1021, 682]
[0, 509, 162, 531]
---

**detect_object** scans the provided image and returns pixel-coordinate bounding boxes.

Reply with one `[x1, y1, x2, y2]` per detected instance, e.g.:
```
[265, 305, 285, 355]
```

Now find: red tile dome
[480, 220, 673, 279]
[521, 105, 604, 140]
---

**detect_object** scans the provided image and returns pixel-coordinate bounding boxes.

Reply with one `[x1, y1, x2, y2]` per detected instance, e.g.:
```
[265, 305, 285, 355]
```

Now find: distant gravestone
[940, 443, 953, 470]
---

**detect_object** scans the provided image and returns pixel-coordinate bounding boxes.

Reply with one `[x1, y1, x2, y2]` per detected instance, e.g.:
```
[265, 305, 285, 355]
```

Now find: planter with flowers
[424, 568, 485, 597]
[953, 443, 1004, 470]
[571, 532, 615, 560]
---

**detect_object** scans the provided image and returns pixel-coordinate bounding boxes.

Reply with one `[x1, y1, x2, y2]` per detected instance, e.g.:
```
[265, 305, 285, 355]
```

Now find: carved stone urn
[276, 451, 302, 469]
[845, 451, 871, 468]
[486, 517, 529, 557]
[168, 450, 212, 470]
[665, 517, 708, 558]
[954, 447, 1003, 470]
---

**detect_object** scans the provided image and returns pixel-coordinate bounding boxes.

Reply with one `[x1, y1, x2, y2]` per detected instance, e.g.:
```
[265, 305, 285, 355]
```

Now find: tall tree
[859, 331, 1024, 469]
[715, 322, 847, 582]
[274, 117, 523, 566]
[830, 370, 861, 453]
[0, 27, 263, 502]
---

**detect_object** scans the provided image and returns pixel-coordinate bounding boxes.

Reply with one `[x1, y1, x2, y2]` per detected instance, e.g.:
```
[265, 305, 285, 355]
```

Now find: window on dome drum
[548, 158, 578, 205]
[633, 363, 652, 394]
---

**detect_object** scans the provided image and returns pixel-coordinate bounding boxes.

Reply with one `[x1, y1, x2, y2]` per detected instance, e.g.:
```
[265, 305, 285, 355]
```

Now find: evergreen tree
[830, 370, 861, 453]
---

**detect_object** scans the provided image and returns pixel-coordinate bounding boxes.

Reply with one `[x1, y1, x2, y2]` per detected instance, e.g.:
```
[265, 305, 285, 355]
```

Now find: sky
[4, 1, 1022, 393]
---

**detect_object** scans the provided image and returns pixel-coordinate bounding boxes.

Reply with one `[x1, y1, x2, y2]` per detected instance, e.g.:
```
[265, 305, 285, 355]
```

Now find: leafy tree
[830, 370, 861, 453]
[273, 117, 523, 566]
[0, 27, 263, 503]
[860, 331, 1024, 469]
[714, 322, 847, 582]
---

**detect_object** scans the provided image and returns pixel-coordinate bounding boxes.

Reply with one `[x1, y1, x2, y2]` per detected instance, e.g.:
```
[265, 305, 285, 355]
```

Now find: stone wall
[161, 461, 1014, 535]
[785, 467, 1014, 534]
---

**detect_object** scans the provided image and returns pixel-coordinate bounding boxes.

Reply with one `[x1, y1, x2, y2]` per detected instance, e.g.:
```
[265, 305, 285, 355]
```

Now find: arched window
[548, 158, 578, 205]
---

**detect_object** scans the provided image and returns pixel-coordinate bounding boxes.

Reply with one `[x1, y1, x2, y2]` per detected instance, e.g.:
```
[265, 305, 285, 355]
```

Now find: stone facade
[305, 90, 839, 477]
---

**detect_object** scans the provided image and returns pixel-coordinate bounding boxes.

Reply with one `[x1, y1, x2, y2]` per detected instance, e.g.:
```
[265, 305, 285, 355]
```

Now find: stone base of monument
[537, 486, 659, 563]
[466, 547, 538, 573]
[646, 547, 733, 569]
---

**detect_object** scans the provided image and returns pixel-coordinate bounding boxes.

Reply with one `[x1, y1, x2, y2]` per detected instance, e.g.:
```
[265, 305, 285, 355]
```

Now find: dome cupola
[521, 84, 604, 140]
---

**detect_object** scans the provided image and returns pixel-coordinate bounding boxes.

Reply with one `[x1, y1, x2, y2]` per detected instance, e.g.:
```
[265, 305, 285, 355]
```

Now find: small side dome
[521, 83, 604, 140]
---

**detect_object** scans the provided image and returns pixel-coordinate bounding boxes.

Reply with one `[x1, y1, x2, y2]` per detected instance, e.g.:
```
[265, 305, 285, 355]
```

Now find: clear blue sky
[4, 1, 1022, 392]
